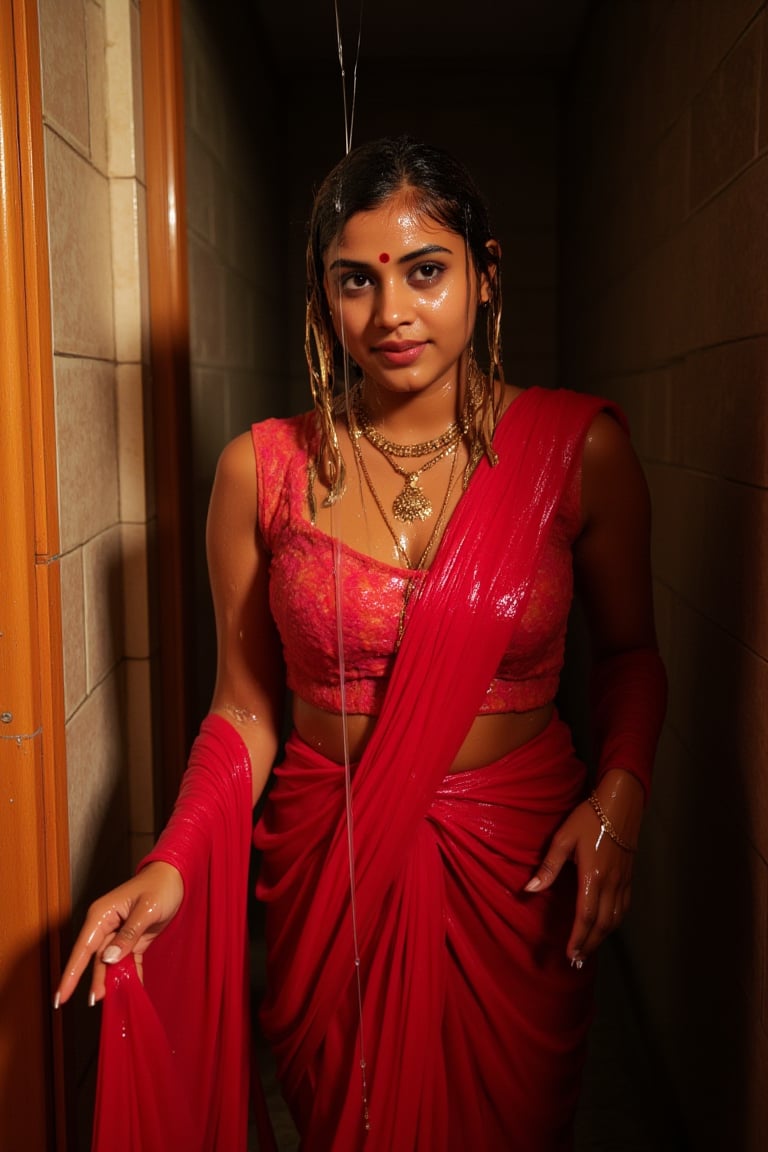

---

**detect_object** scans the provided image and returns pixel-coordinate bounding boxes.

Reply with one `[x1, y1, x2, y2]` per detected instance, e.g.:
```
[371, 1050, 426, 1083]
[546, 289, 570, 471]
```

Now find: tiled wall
[561, 2, 768, 1148]
[181, 0, 288, 719]
[39, 0, 153, 1140]
[41, 0, 154, 894]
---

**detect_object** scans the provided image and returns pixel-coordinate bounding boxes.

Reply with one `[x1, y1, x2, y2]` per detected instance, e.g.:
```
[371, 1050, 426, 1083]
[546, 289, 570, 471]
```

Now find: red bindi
[378, 252, 390, 263]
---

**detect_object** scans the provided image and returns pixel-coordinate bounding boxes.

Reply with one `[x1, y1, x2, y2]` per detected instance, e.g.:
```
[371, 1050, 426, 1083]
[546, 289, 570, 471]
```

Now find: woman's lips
[373, 341, 427, 367]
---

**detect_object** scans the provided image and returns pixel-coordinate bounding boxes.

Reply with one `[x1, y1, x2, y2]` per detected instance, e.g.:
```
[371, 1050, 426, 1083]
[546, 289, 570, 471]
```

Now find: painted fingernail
[53, 992, 60, 1010]
[102, 945, 121, 964]
[88, 992, 96, 1008]
[524, 877, 542, 892]
[570, 954, 584, 970]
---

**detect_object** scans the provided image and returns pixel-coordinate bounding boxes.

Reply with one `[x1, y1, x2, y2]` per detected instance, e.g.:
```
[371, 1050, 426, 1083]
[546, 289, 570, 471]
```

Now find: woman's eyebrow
[327, 243, 453, 271]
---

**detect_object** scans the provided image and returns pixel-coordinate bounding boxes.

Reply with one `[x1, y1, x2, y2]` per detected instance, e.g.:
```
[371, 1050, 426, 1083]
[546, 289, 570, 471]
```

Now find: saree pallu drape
[90, 715, 277, 1152]
[256, 387, 622, 1149]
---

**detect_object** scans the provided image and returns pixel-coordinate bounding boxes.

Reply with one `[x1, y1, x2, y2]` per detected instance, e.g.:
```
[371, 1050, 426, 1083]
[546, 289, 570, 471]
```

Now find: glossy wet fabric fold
[255, 388, 619, 1149]
[91, 714, 276, 1152]
[257, 719, 593, 1150]
[88, 387, 621, 1151]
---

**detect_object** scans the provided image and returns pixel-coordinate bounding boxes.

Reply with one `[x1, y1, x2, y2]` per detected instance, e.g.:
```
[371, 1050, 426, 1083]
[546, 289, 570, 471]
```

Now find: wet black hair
[308, 135, 499, 300]
[305, 136, 503, 500]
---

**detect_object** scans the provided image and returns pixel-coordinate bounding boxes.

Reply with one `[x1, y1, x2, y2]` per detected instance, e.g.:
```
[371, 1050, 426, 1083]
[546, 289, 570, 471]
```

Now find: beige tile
[745, 1007, 768, 1152]
[722, 339, 768, 488]
[693, 0, 766, 94]
[110, 177, 142, 362]
[45, 129, 115, 359]
[137, 181, 150, 366]
[55, 355, 119, 551]
[104, 0, 140, 178]
[60, 547, 87, 720]
[185, 131, 217, 244]
[761, 12, 768, 155]
[190, 367, 231, 478]
[224, 271, 256, 370]
[690, 20, 760, 207]
[85, 0, 108, 171]
[39, 0, 90, 152]
[65, 674, 127, 902]
[188, 236, 226, 362]
[679, 349, 725, 472]
[123, 657, 155, 838]
[121, 522, 150, 658]
[717, 481, 768, 657]
[131, 0, 146, 185]
[117, 362, 147, 521]
[686, 152, 768, 351]
[83, 525, 124, 690]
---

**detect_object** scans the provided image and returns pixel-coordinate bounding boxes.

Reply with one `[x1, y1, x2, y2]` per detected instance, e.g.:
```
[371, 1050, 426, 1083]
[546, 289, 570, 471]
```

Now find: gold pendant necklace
[352, 401, 464, 524]
[349, 415, 462, 645]
[388, 444, 459, 523]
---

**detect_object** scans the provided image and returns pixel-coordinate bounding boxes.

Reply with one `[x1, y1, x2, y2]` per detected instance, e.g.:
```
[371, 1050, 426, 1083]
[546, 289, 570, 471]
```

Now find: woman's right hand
[54, 860, 184, 1008]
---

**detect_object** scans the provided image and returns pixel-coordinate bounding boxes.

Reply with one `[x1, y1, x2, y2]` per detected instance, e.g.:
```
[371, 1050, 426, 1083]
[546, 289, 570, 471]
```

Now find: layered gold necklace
[352, 400, 465, 524]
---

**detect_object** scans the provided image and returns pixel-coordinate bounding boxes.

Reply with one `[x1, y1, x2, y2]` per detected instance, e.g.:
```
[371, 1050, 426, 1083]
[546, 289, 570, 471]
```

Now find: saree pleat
[258, 717, 593, 1150]
[256, 388, 620, 1149]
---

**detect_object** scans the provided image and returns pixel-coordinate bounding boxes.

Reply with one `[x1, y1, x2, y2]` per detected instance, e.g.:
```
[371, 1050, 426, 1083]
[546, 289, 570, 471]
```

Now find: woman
[56, 137, 667, 1151]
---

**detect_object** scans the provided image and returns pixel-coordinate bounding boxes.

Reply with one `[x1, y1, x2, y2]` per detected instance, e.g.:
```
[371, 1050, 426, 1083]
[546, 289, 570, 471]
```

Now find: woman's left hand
[523, 769, 644, 965]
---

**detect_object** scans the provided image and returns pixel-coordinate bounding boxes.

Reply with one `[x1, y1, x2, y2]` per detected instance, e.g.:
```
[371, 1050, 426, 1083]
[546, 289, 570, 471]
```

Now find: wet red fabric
[91, 714, 276, 1152]
[87, 387, 639, 1151]
[255, 387, 620, 1150]
[592, 646, 668, 802]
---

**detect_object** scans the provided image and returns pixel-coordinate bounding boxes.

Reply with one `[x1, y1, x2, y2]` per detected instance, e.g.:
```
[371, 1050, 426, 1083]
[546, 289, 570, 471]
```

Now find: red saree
[255, 387, 621, 1149]
[91, 715, 276, 1152]
[87, 386, 621, 1152]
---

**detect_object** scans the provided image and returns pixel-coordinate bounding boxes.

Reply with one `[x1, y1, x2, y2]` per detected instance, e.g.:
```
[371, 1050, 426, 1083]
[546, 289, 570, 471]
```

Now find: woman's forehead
[329, 196, 462, 259]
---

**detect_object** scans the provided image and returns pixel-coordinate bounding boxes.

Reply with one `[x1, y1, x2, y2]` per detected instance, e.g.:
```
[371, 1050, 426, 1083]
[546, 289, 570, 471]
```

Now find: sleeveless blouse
[252, 404, 583, 715]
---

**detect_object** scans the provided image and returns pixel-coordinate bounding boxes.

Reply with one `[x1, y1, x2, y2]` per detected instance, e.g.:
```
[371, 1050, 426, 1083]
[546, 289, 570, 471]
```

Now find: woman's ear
[479, 239, 501, 303]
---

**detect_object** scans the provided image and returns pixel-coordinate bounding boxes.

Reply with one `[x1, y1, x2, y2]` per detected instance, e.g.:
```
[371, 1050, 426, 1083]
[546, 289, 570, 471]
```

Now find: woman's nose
[374, 279, 413, 328]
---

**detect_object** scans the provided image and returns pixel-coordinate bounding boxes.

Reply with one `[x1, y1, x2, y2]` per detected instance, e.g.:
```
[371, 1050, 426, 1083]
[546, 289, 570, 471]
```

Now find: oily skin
[323, 194, 491, 418]
[54, 194, 657, 1011]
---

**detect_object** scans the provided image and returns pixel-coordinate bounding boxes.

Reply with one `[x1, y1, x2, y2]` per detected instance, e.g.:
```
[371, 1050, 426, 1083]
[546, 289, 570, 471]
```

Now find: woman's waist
[292, 695, 557, 772]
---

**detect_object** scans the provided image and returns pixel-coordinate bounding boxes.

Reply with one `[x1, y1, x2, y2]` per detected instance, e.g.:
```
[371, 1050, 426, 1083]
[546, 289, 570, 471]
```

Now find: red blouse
[252, 407, 583, 716]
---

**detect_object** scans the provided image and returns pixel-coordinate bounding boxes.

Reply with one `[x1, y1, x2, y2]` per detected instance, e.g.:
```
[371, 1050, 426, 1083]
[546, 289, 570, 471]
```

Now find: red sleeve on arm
[590, 646, 668, 803]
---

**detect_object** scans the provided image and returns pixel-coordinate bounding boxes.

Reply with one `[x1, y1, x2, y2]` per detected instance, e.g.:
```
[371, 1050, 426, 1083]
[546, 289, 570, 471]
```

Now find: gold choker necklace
[354, 403, 463, 459]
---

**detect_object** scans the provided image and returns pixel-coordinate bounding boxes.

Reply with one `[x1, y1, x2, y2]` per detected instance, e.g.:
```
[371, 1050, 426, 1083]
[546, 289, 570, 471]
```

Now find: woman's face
[322, 191, 489, 398]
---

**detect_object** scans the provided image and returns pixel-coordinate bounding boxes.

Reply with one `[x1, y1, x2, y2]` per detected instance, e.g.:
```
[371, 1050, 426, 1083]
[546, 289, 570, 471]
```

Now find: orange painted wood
[0, 0, 72, 1147]
[141, 0, 196, 821]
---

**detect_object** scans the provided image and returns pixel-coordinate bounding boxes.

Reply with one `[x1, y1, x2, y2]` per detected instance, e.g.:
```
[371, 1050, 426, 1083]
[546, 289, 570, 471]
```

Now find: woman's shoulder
[251, 409, 317, 456]
[213, 412, 311, 493]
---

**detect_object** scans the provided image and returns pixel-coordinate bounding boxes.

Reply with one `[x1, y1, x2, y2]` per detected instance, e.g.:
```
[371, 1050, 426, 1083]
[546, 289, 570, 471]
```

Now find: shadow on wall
[629, 427, 762, 1150]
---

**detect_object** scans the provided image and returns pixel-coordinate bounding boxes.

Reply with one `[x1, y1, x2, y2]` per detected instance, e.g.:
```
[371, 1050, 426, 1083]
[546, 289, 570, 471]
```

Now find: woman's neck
[358, 377, 464, 443]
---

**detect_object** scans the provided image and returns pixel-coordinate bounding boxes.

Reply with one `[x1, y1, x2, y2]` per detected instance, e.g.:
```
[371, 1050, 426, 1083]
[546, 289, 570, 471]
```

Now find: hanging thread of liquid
[334, 0, 364, 154]
[331, 0, 370, 1133]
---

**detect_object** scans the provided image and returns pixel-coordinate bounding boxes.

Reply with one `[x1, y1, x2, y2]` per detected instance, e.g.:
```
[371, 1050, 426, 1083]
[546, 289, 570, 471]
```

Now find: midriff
[292, 696, 555, 772]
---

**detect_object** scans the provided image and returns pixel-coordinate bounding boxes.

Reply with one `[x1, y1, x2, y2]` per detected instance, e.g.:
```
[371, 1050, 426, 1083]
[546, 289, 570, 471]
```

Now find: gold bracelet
[588, 792, 637, 852]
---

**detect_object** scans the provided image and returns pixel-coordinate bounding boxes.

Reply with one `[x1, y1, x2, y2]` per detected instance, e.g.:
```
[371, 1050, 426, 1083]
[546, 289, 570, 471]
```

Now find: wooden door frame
[0, 0, 193, 1145]
[0, 1, 70, 1147]
[141, 0, 196, 818]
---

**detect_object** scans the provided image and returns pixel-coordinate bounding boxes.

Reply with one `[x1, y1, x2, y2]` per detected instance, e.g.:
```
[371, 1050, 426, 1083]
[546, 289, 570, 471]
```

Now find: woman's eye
[341, 272, 372, 292]
[410, 263, 443, 284]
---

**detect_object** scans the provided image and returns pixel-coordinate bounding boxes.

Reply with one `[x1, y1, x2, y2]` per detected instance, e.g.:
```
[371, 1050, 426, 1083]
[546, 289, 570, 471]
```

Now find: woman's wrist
[591, 768, 645, 847]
